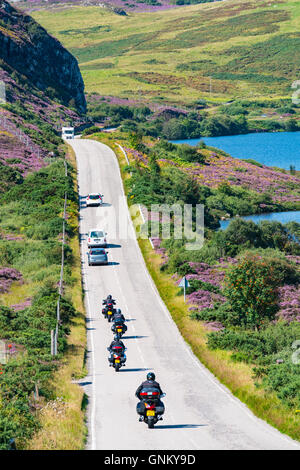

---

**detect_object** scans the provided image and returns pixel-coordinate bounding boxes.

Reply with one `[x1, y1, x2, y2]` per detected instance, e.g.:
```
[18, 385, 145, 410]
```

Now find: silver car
[88, 248, 108, 266]
[87, 229, 107, 248]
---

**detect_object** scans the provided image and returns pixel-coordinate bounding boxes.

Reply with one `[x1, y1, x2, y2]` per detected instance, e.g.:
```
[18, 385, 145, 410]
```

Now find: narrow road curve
[70, 138, 300, 450]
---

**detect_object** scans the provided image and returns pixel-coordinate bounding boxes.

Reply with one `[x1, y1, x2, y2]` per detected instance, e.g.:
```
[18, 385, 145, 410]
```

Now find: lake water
[172, 131, 300, 226]
[172, 131, 300, 170]
[219, 210, 300, 230]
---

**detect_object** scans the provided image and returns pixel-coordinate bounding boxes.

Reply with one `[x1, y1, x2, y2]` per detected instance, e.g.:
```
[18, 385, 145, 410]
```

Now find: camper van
[61, 127, 74, 139]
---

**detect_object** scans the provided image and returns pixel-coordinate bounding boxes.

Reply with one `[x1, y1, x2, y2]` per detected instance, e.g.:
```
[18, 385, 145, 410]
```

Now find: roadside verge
[26, 145, 87, 450]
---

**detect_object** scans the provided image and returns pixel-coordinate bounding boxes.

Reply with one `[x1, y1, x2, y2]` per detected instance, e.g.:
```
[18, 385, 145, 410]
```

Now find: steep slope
[0, 0, 86, 113]
[0, 0, 87, 182]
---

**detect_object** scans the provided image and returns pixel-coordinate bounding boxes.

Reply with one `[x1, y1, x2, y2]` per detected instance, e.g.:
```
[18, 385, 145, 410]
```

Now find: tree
[162, 118, 187, 140]
[217, 181, 233, 195]
[128, 131, 143, 150]
[285, 119, 298, 132]
[258, 221, 290, 251]
[224, 218, 261, 247]
[176, 144, 205, 163]
[224, 254, 280, 329]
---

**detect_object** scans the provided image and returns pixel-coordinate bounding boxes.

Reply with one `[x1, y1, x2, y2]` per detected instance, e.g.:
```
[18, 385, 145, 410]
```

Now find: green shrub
[81, 126, 102, 136]
[263, 362, 300, 408]
[0, 159, 77, 449]
[0, 162, 23, 192]
[224, 254, 280, 329]
[208, 322, 300, 360]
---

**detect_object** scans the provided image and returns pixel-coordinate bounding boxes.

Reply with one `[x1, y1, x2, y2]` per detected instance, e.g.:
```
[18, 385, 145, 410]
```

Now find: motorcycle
[111, 320, 127, 339]
[137, 391, 166, 428]
[107, 346, 127, 372]
[102, 303, 115, 322]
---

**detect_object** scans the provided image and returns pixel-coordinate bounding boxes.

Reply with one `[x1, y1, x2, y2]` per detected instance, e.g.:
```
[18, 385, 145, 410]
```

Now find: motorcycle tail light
[145, 403, 156, 409]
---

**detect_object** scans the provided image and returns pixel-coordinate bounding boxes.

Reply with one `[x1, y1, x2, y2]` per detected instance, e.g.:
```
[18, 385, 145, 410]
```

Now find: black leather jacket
[103, 298, 116, 305]
[109, 340, 125, 354]
[112, 313, 125, 323]
[135, 380, 163, 399]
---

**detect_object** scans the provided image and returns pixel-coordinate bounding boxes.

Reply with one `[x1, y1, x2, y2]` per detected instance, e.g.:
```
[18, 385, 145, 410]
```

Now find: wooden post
[51, 330, 55, 356]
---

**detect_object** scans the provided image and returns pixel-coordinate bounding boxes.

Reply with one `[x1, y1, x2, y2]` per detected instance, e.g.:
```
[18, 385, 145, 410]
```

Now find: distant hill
[17, 0, 218, 14]
[26, 0, 300, 109]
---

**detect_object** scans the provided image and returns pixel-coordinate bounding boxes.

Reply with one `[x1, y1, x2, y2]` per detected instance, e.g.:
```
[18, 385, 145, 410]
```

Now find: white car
[86, 193, 103, 207]
[87, 229, 107, 248]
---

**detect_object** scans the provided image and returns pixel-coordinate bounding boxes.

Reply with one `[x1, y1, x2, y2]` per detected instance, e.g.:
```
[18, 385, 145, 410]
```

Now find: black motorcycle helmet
[107, 294, 113, 300]
[147, 372, 155, 381]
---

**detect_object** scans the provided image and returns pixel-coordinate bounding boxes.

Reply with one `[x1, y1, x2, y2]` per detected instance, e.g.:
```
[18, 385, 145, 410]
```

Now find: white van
[61, 127, 74, 139]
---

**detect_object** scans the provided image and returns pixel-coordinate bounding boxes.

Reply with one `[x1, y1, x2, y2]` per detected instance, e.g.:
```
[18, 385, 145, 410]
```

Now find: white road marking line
[80, 231, 97, 450]
[109, 247, 147, 369]
[84, 279, 97, 450]
[107, 148, 205, 448]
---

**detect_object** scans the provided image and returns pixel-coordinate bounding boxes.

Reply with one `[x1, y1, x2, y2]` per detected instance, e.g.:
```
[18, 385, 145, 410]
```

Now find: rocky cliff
[0, 0, 86, 113]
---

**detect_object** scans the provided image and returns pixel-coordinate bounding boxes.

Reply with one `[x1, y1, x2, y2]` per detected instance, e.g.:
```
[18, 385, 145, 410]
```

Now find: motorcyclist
[107, 335, 126, 366]
[111, 308, 127, 335]
[102, 295, 116, 317]
[135, 372, 165, 422]
[112, 308, 126, 322]
[135, 372, 163, 399]
[102, 294, 116, 306]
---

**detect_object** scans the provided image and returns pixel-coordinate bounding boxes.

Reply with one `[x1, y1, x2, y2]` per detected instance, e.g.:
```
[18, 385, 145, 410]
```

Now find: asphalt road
[69, 138, 300, 450]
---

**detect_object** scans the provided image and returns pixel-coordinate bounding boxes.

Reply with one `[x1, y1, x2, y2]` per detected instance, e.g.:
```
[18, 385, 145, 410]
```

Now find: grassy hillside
[31, 0, 300, 108]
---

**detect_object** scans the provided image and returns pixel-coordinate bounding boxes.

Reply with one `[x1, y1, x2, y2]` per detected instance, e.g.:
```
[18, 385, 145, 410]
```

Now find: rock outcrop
[0, 0, 86, 113]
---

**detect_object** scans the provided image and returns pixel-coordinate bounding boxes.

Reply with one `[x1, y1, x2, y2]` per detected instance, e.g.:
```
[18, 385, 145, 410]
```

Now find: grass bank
[26, 146, 87, 450]
[138, 238, 300, 442]
[0, 146, 87, 450]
